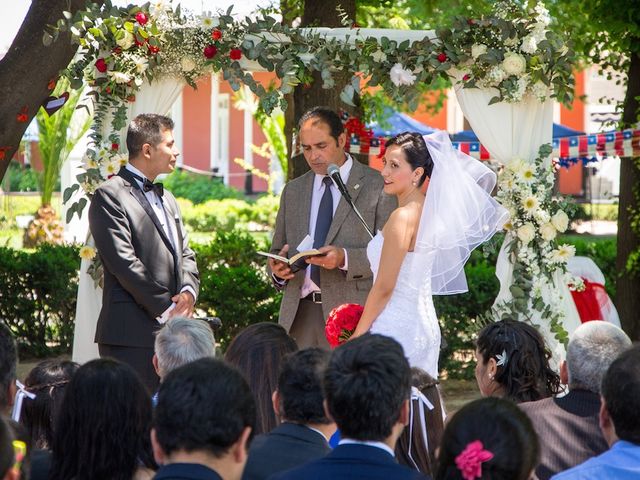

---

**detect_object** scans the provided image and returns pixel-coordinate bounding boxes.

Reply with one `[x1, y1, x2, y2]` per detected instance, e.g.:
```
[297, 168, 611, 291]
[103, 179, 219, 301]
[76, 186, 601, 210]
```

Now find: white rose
[520, 35, 537, 54]
[372, 50, 387, 63]
[389, 63, 416, 87]
[486, 65, 506, 85]
[517, 223, 536, 244]
[540, 222, 557, 241]
[471, 43, 487, 59]
[502, 52, 527, 76]
[181, 57, 196, 72]
[116, 31, 135, 50]
[551, 210, 569, 232]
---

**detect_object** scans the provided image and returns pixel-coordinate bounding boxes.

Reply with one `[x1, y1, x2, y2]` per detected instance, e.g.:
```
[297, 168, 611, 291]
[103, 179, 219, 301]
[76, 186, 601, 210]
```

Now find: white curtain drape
[453, 81, 581, 366]
[71, 77, 185, 363]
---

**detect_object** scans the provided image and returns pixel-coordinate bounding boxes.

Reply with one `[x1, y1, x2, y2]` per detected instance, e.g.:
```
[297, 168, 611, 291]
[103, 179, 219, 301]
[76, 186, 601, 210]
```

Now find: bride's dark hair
[385, 132, 434, 186]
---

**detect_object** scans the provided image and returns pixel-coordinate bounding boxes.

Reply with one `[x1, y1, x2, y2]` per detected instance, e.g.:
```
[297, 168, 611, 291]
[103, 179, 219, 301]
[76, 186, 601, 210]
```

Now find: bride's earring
[412, 180, 417, 187]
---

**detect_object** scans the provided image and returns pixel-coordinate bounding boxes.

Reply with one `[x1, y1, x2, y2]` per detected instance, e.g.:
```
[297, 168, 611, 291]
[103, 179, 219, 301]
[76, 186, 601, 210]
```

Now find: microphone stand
[328, 165, 374, 239]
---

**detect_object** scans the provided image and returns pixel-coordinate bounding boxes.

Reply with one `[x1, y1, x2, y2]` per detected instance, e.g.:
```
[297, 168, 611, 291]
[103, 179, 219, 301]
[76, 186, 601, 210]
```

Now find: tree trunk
[0, 0, 98, 181]
[285, 0, 363, 180]
[615, 50, 640, 340]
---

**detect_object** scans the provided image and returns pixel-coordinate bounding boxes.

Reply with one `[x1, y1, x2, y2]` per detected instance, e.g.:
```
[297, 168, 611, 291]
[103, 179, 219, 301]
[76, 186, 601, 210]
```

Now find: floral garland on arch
[492, 144, 583, 346]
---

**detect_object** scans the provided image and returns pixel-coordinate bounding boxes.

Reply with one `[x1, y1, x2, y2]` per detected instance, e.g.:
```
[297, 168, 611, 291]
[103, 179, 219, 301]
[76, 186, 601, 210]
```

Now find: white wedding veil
[415, 130, 509, 295]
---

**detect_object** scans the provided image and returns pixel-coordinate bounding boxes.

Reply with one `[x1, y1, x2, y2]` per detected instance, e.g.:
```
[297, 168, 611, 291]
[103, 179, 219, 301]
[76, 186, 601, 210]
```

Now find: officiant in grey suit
[269, 107, 395, 348]
[89, 114, 199, 391]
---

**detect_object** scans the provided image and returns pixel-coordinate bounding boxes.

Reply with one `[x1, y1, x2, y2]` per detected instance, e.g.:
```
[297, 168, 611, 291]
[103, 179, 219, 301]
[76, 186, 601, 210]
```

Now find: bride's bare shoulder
[384, 204, 421, 234]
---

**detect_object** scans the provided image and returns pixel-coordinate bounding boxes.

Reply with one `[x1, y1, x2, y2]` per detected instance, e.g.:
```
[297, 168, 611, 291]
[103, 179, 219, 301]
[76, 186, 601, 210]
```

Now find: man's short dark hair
[154, 358, 256, 458]
[324, 334, 411, 442]
[126, 113, 174, 158]
[297, 107, 344, 144]
[0, 322, 17, 409]
[601, 344, 640, 444]
[277, 348, 331, 425]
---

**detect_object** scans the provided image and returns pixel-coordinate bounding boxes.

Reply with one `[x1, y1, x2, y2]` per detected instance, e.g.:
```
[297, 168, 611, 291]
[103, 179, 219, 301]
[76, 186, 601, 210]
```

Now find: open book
[257, 249, 326, 265]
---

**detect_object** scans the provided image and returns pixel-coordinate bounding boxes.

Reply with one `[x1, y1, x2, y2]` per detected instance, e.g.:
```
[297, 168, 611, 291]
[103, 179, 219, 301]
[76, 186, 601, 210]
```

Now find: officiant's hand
[306, 245, 345, 270]
[269, 244, 295, 281]
[171, 291, 195, 318]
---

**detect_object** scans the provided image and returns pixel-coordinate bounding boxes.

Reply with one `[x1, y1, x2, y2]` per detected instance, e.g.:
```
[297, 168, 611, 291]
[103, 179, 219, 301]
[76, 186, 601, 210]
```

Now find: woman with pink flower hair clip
[434, 397, 538, 480]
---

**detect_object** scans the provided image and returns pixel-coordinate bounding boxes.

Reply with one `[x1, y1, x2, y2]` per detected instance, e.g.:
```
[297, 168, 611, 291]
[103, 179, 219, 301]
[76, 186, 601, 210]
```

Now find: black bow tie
[128, 170, 164, 197]
[142, 178, 164, 197]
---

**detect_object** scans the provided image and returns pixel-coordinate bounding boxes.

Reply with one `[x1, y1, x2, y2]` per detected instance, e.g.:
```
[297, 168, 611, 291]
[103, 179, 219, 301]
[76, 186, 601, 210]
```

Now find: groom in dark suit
[89, 114, 199, 391]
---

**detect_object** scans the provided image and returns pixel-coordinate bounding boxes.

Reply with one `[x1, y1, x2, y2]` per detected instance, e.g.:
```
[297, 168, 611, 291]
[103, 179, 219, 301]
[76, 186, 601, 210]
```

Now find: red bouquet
[325, 303, 364, 348]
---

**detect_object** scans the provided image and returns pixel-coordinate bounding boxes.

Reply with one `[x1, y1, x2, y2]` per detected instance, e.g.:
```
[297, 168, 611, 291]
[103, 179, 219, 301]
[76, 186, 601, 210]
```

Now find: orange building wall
[182, 76, 212, 172]
[558, 70, 585, 196]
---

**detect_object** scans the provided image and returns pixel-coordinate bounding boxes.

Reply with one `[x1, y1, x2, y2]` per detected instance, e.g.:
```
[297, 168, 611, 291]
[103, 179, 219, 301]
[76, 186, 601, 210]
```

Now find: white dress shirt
[338, 438, 395, 457]
[300, 155, 353, 298]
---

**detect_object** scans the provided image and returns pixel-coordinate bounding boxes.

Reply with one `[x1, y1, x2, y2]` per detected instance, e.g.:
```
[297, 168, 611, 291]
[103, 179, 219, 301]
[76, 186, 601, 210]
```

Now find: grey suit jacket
[270, 159, 395, 331]
[89, 168, 199, 348]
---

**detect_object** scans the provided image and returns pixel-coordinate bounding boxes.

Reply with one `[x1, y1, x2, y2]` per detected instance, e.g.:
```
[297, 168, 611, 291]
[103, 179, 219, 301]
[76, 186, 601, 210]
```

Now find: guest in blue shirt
[552, 344, 640, 479]
[152, 358, 256, 480]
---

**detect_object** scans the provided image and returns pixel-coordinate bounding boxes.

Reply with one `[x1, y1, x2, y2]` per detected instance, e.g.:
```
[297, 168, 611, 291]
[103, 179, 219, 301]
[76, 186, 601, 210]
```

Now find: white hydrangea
[502, 52, 527, 76]
[534, 2, 551, 26]
[520, 35, 538, 54]
[486, 65, 506, 85]
[531, 80, 551, 101]
[471, 43, 488, 59]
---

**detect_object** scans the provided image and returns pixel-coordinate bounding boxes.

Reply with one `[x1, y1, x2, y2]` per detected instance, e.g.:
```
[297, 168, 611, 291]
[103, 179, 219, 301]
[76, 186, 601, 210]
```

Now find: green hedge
[0, 234, 617, 372]
[178, 195, 280, 232]
[0, 244, 80, 357]
[161, 169, 243, 204]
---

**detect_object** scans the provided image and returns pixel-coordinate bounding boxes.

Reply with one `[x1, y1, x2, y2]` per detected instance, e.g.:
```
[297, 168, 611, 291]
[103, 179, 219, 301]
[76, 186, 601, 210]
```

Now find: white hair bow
[408, 386, 435, 470]
[12, 380, 36, 422]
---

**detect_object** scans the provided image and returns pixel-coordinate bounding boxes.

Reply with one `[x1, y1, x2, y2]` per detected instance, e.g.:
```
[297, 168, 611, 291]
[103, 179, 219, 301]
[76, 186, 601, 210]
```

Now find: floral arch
[58, 0, 581, 363]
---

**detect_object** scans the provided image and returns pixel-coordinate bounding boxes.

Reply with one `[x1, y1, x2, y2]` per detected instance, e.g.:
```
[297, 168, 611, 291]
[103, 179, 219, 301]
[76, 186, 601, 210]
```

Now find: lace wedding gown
[367, 231, 441, 378]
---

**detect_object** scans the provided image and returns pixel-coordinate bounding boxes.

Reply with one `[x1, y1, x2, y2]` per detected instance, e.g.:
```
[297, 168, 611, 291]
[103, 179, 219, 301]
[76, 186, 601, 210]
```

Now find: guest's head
[324, 334, 411, 444]
[383, 132, 433, 196]
[273, 348, 333, 430]
[224, 322, 297, 435]
[600, 344, 640, 447]
[0, 417, 17, 480]
[563, 321, 631, 393]
[396, 368, 444, 477]
[475, 319, 561, 403]
[297, 107, 347, 175]
[435, 397, 538, 480]
[0, 323, 17, 413]
[21, 359, 79, 449]
[126, 113, 179, 180]
[153, 358, 255, 480]
[50, 358, 155, 480]
[153, 317, 216, 381]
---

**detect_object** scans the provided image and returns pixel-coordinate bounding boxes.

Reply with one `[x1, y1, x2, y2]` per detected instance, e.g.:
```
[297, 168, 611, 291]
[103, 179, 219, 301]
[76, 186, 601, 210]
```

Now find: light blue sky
[1, 0, 276, 52]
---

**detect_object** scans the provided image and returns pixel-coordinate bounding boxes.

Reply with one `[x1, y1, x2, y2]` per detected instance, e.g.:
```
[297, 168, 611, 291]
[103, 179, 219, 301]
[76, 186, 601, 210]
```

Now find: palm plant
[24, 78, 90, 247]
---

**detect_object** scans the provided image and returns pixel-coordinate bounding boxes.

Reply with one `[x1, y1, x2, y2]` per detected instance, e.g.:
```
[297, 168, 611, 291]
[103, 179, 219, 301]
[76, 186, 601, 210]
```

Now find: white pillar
[171, 90, 184, 166]
[243, 84, 253, 167]
[210, 73, 220, 175]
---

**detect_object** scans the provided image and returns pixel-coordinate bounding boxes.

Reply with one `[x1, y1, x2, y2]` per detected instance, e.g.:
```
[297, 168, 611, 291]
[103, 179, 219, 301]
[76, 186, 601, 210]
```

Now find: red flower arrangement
[325, 303, 364, 348]
[230, 48, 243, 60]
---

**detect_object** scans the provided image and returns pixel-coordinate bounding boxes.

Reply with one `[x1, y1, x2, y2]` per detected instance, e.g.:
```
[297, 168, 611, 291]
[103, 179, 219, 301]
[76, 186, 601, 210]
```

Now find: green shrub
[193, 230, 281, 350]
[5, 160, 39, 192]
[162, 169, 243, 204]
[247, 194, 280, 227]
[0, 244, 80, 357]
[178, 196, 279, 232]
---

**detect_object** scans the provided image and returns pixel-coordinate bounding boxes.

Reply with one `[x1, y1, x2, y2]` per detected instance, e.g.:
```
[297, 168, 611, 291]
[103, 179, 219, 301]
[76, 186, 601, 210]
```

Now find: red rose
[111, 143, 119, 151]
[112, 46, 122, 55]
[135, 12, 148, 25]
[229, 48, 242, 60]
[203, 45, 218, 59]
[105, 86, 112, 94]
[126, 94, 136, 103]
[211, 29, 222, 41]
[437, 53, 447, 63]
[95, 58, 108, 73]
[325, 303, 364, 348]
[463, 74, 471, 81]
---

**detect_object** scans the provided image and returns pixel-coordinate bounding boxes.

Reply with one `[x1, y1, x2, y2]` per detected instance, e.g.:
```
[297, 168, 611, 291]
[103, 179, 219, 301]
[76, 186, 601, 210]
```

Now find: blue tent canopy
[451, 123, 585, 142]
[367, 109, 436, 137]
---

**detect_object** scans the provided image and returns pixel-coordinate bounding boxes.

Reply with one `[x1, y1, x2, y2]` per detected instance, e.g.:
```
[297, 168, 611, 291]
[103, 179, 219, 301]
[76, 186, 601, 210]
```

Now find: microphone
[327, 164, 352, 203]
[326, 163, 374, 239]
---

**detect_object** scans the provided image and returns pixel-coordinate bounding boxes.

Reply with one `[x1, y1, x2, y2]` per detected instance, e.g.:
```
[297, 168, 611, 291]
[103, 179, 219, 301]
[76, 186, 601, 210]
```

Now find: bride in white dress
[353, 131, 508, 378]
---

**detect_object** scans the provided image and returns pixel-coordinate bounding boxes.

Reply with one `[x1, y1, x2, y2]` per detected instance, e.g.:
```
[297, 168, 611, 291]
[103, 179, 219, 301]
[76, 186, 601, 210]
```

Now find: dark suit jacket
[269, 443, 429, 480]
[154, 463, 222, 480]
[270, 158, 396, 331]
[519, 389, 608, 480]
[89, 168, 199, 348]
[243, 422, 331, 480]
